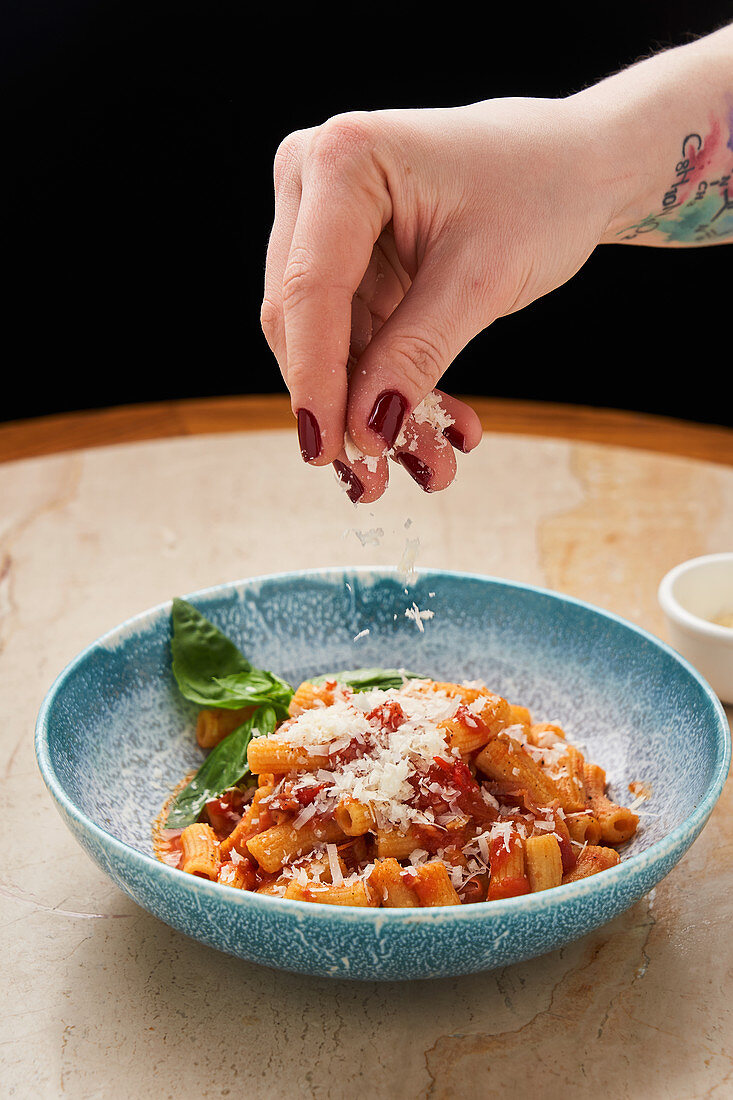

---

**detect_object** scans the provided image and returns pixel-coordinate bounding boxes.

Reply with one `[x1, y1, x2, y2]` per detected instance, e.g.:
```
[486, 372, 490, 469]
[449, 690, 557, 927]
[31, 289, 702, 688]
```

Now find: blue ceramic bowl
[36, 568, 730, 981]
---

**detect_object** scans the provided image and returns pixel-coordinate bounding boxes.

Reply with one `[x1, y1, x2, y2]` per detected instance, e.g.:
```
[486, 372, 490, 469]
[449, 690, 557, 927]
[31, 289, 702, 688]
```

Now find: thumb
[345, 250, 490, 455]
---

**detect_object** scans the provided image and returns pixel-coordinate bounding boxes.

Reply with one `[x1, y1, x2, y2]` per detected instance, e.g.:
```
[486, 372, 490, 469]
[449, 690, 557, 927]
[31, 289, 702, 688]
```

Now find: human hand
[261, 97, 616, 501]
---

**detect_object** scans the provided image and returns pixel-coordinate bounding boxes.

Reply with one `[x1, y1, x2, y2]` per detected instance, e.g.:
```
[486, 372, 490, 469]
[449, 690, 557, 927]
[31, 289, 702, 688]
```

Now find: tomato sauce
[366, 699, 406, 732]
[155, 829, 184, 869]
[204, 787, 249, 835]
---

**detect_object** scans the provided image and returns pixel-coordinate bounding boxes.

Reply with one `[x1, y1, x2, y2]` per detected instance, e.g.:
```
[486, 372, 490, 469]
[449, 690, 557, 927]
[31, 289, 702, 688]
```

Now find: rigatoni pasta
[154, 675, 641, 907]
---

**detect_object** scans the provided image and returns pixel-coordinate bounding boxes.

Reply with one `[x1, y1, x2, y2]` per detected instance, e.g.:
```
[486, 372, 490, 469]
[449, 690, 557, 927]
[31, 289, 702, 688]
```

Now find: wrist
[560, 83, 663, 245]
[549, 94, 630, 244]
[567, 27, 733, 245]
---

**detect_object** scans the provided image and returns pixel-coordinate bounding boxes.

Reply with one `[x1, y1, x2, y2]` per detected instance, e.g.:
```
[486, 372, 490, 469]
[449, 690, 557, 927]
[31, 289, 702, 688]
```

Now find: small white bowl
[658, 553, 733, 704]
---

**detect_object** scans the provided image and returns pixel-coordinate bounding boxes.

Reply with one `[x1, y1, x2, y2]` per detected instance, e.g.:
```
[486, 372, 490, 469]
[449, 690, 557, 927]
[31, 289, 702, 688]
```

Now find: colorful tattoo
[616, 103, 733, 243]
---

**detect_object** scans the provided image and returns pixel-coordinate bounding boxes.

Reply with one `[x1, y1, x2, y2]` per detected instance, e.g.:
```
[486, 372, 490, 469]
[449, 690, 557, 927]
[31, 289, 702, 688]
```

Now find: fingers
[389, 413, 456, 494]
[433, 390, 483, 454]
[261, 129, 309, 378]
[280, 117, 393, 466]
[349, 236, 409, 362]
[261, 118, 394, 467]
[345, 248, 488, 456]
[261, 115, 485, 497]
[332, 448, 389, 505]
[332, 391, 479, 503]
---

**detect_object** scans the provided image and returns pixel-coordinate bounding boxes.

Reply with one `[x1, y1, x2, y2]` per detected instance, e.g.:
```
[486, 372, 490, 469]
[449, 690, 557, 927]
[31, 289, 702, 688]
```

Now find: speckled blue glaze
[36, 568, 730, 981]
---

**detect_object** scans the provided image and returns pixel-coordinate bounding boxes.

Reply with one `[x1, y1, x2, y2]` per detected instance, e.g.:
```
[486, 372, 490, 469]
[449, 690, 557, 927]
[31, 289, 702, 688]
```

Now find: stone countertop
[2, 427, 732, 1099]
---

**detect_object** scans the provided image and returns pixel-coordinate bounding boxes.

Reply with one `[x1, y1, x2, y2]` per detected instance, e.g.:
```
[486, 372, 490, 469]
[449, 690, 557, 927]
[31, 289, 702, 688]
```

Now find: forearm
[572, 23, 733, 246]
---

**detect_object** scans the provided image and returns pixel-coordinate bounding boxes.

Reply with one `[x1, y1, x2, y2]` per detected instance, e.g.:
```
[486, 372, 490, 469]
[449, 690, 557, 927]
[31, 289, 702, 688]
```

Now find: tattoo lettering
[616, 109, 733, 243]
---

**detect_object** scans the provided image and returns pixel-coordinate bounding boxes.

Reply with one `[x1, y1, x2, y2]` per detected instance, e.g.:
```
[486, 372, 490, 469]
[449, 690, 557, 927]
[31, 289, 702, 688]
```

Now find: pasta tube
[526, 834, 563, 892]
[180, 823, 220, 880]
[565, 812, 602, 846]
[247, 738, 329, 775]
[583, 763, 639, 844]
[562, 845, 621, 883]
[404, 862, 462, 907]
[487, 830, 530, 900]
[288, 680, 338, 717]
[475, 735, 561, 807]
[246, 820, 344, 874]
[217, 860, 256, 890]
[376, 826, 425, 861]
[283, 879, 377, 906]
[333, 797, 375, 836]
[196, 706, 253, 749]
[368, 859, 420, 907]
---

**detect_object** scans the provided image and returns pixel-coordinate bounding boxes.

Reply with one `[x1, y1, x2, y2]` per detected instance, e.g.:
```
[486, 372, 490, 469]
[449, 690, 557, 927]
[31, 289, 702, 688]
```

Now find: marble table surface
[2, 426, 732, 1099]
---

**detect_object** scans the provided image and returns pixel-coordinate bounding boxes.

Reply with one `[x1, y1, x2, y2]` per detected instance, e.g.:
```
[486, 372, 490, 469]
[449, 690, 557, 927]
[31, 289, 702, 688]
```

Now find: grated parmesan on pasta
[158, 674, 641, 906]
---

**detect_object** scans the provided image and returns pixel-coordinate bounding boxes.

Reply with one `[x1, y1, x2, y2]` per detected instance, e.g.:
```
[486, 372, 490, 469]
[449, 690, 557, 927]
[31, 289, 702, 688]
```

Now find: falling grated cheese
[345, 527, 384, 547]
[398, 537, 421, 586]
[405, 602, 434, 632]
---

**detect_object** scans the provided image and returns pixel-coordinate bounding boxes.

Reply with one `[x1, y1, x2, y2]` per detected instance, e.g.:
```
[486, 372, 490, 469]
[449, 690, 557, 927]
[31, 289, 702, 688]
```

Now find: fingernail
[443, 425, 468, 452]
[395, 452, 434, 492]
[333, 460, 365, 503]
[367, 390, 408, 449]
[297, 408, 322, 462]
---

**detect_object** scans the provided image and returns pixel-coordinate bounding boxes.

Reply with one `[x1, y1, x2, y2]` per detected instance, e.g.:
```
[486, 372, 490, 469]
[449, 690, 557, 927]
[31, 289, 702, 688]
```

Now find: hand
[261, 97, 616, 501]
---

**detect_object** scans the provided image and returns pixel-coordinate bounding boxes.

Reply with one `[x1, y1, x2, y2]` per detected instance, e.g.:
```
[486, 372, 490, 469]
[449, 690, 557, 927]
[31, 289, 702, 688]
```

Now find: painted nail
[297, 408, 322, 462]
[367, 390, 408, 449]
[443, 425, 468, 452]
[395, 452, 434, 492]
[333, 460, 365, 503]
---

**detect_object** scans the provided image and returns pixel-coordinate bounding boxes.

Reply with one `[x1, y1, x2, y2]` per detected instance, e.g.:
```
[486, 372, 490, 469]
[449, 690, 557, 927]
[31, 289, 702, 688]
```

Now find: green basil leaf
[171, 598, 293, 709]
[251, 703, 279, 739]
[310, 667, 425, 692]
[164, 703, 278, 828]
[213, 670, 293, 711]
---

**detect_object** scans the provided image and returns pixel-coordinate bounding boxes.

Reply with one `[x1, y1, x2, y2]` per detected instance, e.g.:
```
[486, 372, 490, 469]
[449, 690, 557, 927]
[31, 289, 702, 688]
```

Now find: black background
[4, 1, 731, 425]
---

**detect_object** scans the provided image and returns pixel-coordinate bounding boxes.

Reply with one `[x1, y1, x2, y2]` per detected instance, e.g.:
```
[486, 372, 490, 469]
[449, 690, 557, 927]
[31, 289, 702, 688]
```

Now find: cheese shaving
[405, 602, 434, 632]
[326, 843, 344, 886]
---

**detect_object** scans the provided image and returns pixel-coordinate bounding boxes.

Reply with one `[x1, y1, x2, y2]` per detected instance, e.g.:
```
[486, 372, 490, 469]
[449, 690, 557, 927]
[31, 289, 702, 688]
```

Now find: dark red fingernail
[443, 425, 468, 452]
[367, 390, 408, 449]
[297, 408, 322, 462]
[395, 452, 434, 492]
[333, 460, 365, 503]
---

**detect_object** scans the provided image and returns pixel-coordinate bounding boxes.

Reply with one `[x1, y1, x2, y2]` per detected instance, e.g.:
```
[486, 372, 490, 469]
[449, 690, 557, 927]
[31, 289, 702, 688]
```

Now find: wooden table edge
[1, 394, 732, 466]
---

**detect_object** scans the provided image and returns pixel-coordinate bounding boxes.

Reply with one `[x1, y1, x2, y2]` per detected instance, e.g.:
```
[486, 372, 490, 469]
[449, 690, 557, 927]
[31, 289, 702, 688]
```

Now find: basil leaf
[165, 703, 278, 828]
[171, 598, 293, 710]
[250, 704, 279, 738]
[213, 670, 293, 713]
[310, 667, 425, 692]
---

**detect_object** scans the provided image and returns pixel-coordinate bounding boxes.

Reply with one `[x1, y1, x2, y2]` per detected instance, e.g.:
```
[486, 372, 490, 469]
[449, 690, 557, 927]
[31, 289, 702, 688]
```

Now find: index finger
[282, 115, 392, 465]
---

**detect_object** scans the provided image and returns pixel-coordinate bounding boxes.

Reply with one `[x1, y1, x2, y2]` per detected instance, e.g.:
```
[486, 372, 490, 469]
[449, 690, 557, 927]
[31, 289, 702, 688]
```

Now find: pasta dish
[155, 624, 639, 907]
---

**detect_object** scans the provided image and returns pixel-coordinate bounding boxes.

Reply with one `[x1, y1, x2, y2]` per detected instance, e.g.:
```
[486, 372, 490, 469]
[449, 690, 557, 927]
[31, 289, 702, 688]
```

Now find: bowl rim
[658, 552, 733, 643]
[35, 565, 732, 925]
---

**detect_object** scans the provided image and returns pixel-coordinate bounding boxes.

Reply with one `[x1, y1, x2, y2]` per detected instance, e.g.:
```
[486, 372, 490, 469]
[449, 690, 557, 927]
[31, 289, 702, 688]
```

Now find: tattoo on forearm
[616, 104, 733, 243]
